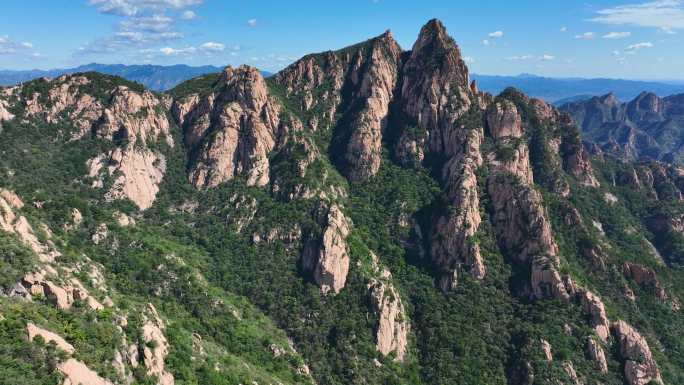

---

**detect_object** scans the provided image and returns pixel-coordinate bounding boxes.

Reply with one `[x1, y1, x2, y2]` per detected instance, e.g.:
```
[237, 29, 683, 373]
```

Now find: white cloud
[247, 18, 257, 27]
[626, 41, 654, 50]
[505, 54, 555, 61]
[482, 39, 490, 46]
[0, 35, 37, 56]
[180, 10, 196, 20]
[560, 26, 568, 32]
[82, 0, 202, 57]
[603, 31, 631, 39]
[488, 30, 504, 38]
[88, 0, 203, 17]
[505, 55, 535, 61]
[612, 50, 621, 56]
[159, 45, 196, 55]
[575, 32, 596, 39]
[590, 0, 684, 30]
[463, 56, 475, 63]
[200, 41, 224, 51]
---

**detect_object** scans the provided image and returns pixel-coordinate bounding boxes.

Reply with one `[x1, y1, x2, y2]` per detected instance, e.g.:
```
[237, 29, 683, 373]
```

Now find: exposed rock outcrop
[487, 100, 523, 140]
[431, 128, 485, 288]
[540, 339, 552, 362]
[612, 321, 662, 385]
[367, 259, 409, 361]
[622, 262, 667, 300]
[21, 269, 105, 311]
[58, 358, 113, 385]
[487, 175, 569, 300]
[303, 204, 351, 294]
[0, 191, 61, 262]
[586, 337, 608, 373]
[87, 143, 166, 211]
[141, 304, 174, 385]
[342, 32, 402, 181]
[0, 98, 14, 125]
[174, 66, 283, 188]
[579, 290, 611, 342]
[26, 323, 75, 353]
[399, 19, 473, 159]
[563, 361, 584, 385]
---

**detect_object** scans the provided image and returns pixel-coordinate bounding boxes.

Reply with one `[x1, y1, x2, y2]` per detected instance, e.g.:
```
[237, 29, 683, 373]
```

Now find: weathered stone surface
[400, 19, 473, 159]
[563, 361, 584, 385]
[343, 32, 402, 181]
[0, 192, 61, 263]
[95, 86, 173, 147]
[141, 304, 174, 385]
[303, 204, 351, 294]
[540, 339, 552, 362]
[487, 175, 568, 300]
[88, 147, 166, 210]
[26, 323, 75, 353]
[579, 290, 611, 342]
[586, 337, 608, 373]
[175, 66, 282, 189]
[612, 321, 662, 385]
[431, 128, 485, 285]
[58, 358, 113, 385]
[622, 262, 667, 300]
[563, 144, 600, 188]
[368, 271, 409, 361]
[487, 100, 523, 140]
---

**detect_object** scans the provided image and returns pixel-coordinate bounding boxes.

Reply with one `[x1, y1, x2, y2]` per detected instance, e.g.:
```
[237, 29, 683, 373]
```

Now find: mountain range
[0, 19, 682, 385]
[471, 73, 684, 104]
[3, 64, 684, 104]
[560, 92, 684, 164]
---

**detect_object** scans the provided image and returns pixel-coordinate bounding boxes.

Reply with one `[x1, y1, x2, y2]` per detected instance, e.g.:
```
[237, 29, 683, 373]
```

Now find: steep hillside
[0, 19, 682, 385]
[561, 92, 684, 164]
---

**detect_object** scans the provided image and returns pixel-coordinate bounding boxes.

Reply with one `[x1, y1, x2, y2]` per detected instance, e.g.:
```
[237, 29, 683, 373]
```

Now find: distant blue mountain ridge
[0, 63, 272, 92]
[1, 64, 683, 102]
[471, 73, 684, 104]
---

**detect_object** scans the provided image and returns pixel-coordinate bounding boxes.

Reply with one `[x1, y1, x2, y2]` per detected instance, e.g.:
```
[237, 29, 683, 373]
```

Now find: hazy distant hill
[472, 73, 684, 103]
[0, 63, 270, 91]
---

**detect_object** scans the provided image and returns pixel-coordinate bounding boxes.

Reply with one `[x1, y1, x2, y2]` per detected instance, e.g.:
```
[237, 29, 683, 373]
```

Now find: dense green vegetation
[1, 71, 683, 385]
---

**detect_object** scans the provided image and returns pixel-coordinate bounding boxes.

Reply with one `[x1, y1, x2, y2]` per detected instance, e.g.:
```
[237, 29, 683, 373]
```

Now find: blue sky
[1, 0, 683, 79]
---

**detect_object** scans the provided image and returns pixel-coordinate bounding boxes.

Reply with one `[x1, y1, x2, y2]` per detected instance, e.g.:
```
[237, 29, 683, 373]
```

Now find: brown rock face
[26, 323, 75, 354]
[579, 290, 611, 342]
[622, 262, 667, 300]
[487, 174, 569, 300]
[586, 337, 608, 373]
[431, 128, 486, 287]
[174, 66, 283, 188]
[612, 321, 662, 385]
[275, 31, 402, 181]
[141, 304, 174, 385]
[563, 144, 600, 188]
[399, 19, 473, 159]
[368, 260, 409, 361]
[0, 192, 61, 263]
[343, 32, 402, 181]
[302, 204, 351, 294]
[487, 100, 523, 140]
[58, 358, 113, 385]
[88, 147, 166, 210]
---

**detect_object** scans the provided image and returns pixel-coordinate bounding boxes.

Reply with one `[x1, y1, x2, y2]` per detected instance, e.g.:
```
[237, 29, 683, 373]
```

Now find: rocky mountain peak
[407, 18, 469, 90]
[598, 92, 619, 106]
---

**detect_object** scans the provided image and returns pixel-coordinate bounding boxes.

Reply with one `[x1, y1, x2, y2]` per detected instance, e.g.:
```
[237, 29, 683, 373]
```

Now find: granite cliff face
[173, 66, 284, 188]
